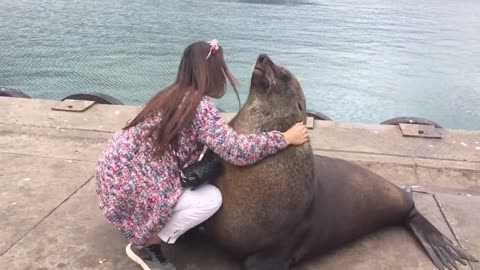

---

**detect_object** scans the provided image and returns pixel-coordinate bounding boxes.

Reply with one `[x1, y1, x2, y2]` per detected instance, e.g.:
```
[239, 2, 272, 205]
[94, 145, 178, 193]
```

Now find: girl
[95, 40, 308, 270]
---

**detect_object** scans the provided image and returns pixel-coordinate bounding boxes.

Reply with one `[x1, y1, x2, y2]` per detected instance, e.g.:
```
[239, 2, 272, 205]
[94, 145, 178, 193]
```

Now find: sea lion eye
[280, 70, 290, 81]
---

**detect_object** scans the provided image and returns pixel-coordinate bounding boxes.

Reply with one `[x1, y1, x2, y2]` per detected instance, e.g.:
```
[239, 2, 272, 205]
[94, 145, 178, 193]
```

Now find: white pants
[157, 184, 222, 244]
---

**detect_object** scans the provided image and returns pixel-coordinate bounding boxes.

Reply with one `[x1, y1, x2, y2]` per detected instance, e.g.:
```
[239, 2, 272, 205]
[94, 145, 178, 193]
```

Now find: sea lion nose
[258, 54, 270, 64]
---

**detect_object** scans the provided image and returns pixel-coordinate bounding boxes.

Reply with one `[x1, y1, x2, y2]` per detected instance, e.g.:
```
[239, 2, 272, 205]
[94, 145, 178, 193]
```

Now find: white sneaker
[126, 243, 176, 270]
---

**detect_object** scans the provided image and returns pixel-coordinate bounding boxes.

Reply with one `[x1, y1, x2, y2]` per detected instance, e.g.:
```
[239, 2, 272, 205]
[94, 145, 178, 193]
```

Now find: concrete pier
[0, 97, 478, 270]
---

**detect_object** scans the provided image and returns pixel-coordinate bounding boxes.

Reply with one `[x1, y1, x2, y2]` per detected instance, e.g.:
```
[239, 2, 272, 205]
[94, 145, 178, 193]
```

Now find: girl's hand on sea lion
[282, 122, 308, 145]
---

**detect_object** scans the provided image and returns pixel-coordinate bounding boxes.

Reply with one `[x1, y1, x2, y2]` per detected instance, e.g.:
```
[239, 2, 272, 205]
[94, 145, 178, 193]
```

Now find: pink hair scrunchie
[206, 39, 219, 59]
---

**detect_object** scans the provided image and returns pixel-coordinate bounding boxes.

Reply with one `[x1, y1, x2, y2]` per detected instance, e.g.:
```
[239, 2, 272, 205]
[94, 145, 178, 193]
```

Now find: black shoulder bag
[173, 137, 223, 190]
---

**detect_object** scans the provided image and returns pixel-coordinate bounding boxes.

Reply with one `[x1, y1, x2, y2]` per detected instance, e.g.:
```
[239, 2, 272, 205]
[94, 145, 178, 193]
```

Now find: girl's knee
[209, 186, 223, 211]
[197, 184, 223, 212]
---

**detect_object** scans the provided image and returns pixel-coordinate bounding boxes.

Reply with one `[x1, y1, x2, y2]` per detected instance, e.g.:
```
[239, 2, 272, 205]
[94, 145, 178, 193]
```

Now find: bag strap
[171, 134, 208, 174]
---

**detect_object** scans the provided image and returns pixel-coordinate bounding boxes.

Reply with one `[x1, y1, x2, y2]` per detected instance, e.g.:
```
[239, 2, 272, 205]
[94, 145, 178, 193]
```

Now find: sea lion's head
[241, 54, 307, 132]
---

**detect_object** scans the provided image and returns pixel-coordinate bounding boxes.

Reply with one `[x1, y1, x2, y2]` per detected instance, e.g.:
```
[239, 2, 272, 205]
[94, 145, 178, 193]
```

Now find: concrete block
[0, 180, 135, 270]
[435, 194, 480, 270]
[0, 124, 110, 161]
[416, 167, 480, 191]
[0, 154, 94, 255]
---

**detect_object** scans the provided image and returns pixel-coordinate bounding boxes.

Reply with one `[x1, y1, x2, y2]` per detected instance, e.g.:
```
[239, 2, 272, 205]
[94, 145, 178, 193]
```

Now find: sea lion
[206, 53, 315, 258]
[201, 54, 477, 270]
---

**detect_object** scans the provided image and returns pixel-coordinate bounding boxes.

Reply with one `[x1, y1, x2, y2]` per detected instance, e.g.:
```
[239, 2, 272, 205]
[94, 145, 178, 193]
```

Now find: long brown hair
[124, 41, 239, 156]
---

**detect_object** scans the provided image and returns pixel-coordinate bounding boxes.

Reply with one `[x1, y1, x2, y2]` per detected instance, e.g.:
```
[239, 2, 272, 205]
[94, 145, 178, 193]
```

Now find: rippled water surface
[1, 0, 479, 129]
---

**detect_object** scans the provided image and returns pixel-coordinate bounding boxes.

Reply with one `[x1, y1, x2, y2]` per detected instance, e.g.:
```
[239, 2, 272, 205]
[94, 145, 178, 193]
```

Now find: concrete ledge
[1, 97, 479, 168]
[1, 97, 479, 270]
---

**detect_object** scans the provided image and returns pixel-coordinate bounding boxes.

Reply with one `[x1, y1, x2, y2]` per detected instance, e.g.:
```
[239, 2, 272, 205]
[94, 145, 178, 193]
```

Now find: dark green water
[1, 0, 479, 129]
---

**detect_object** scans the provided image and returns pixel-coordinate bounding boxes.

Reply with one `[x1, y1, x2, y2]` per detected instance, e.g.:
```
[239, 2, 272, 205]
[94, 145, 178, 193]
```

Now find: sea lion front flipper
[241, 251, 289, 270]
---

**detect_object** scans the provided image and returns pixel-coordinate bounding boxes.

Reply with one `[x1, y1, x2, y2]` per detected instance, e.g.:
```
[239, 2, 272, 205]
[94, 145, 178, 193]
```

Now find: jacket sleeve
[193, 97, 288, 166]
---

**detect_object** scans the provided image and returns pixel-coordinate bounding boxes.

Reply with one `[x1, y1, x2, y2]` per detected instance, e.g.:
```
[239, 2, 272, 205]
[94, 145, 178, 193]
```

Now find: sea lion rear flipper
[406, 208, 478, 270]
